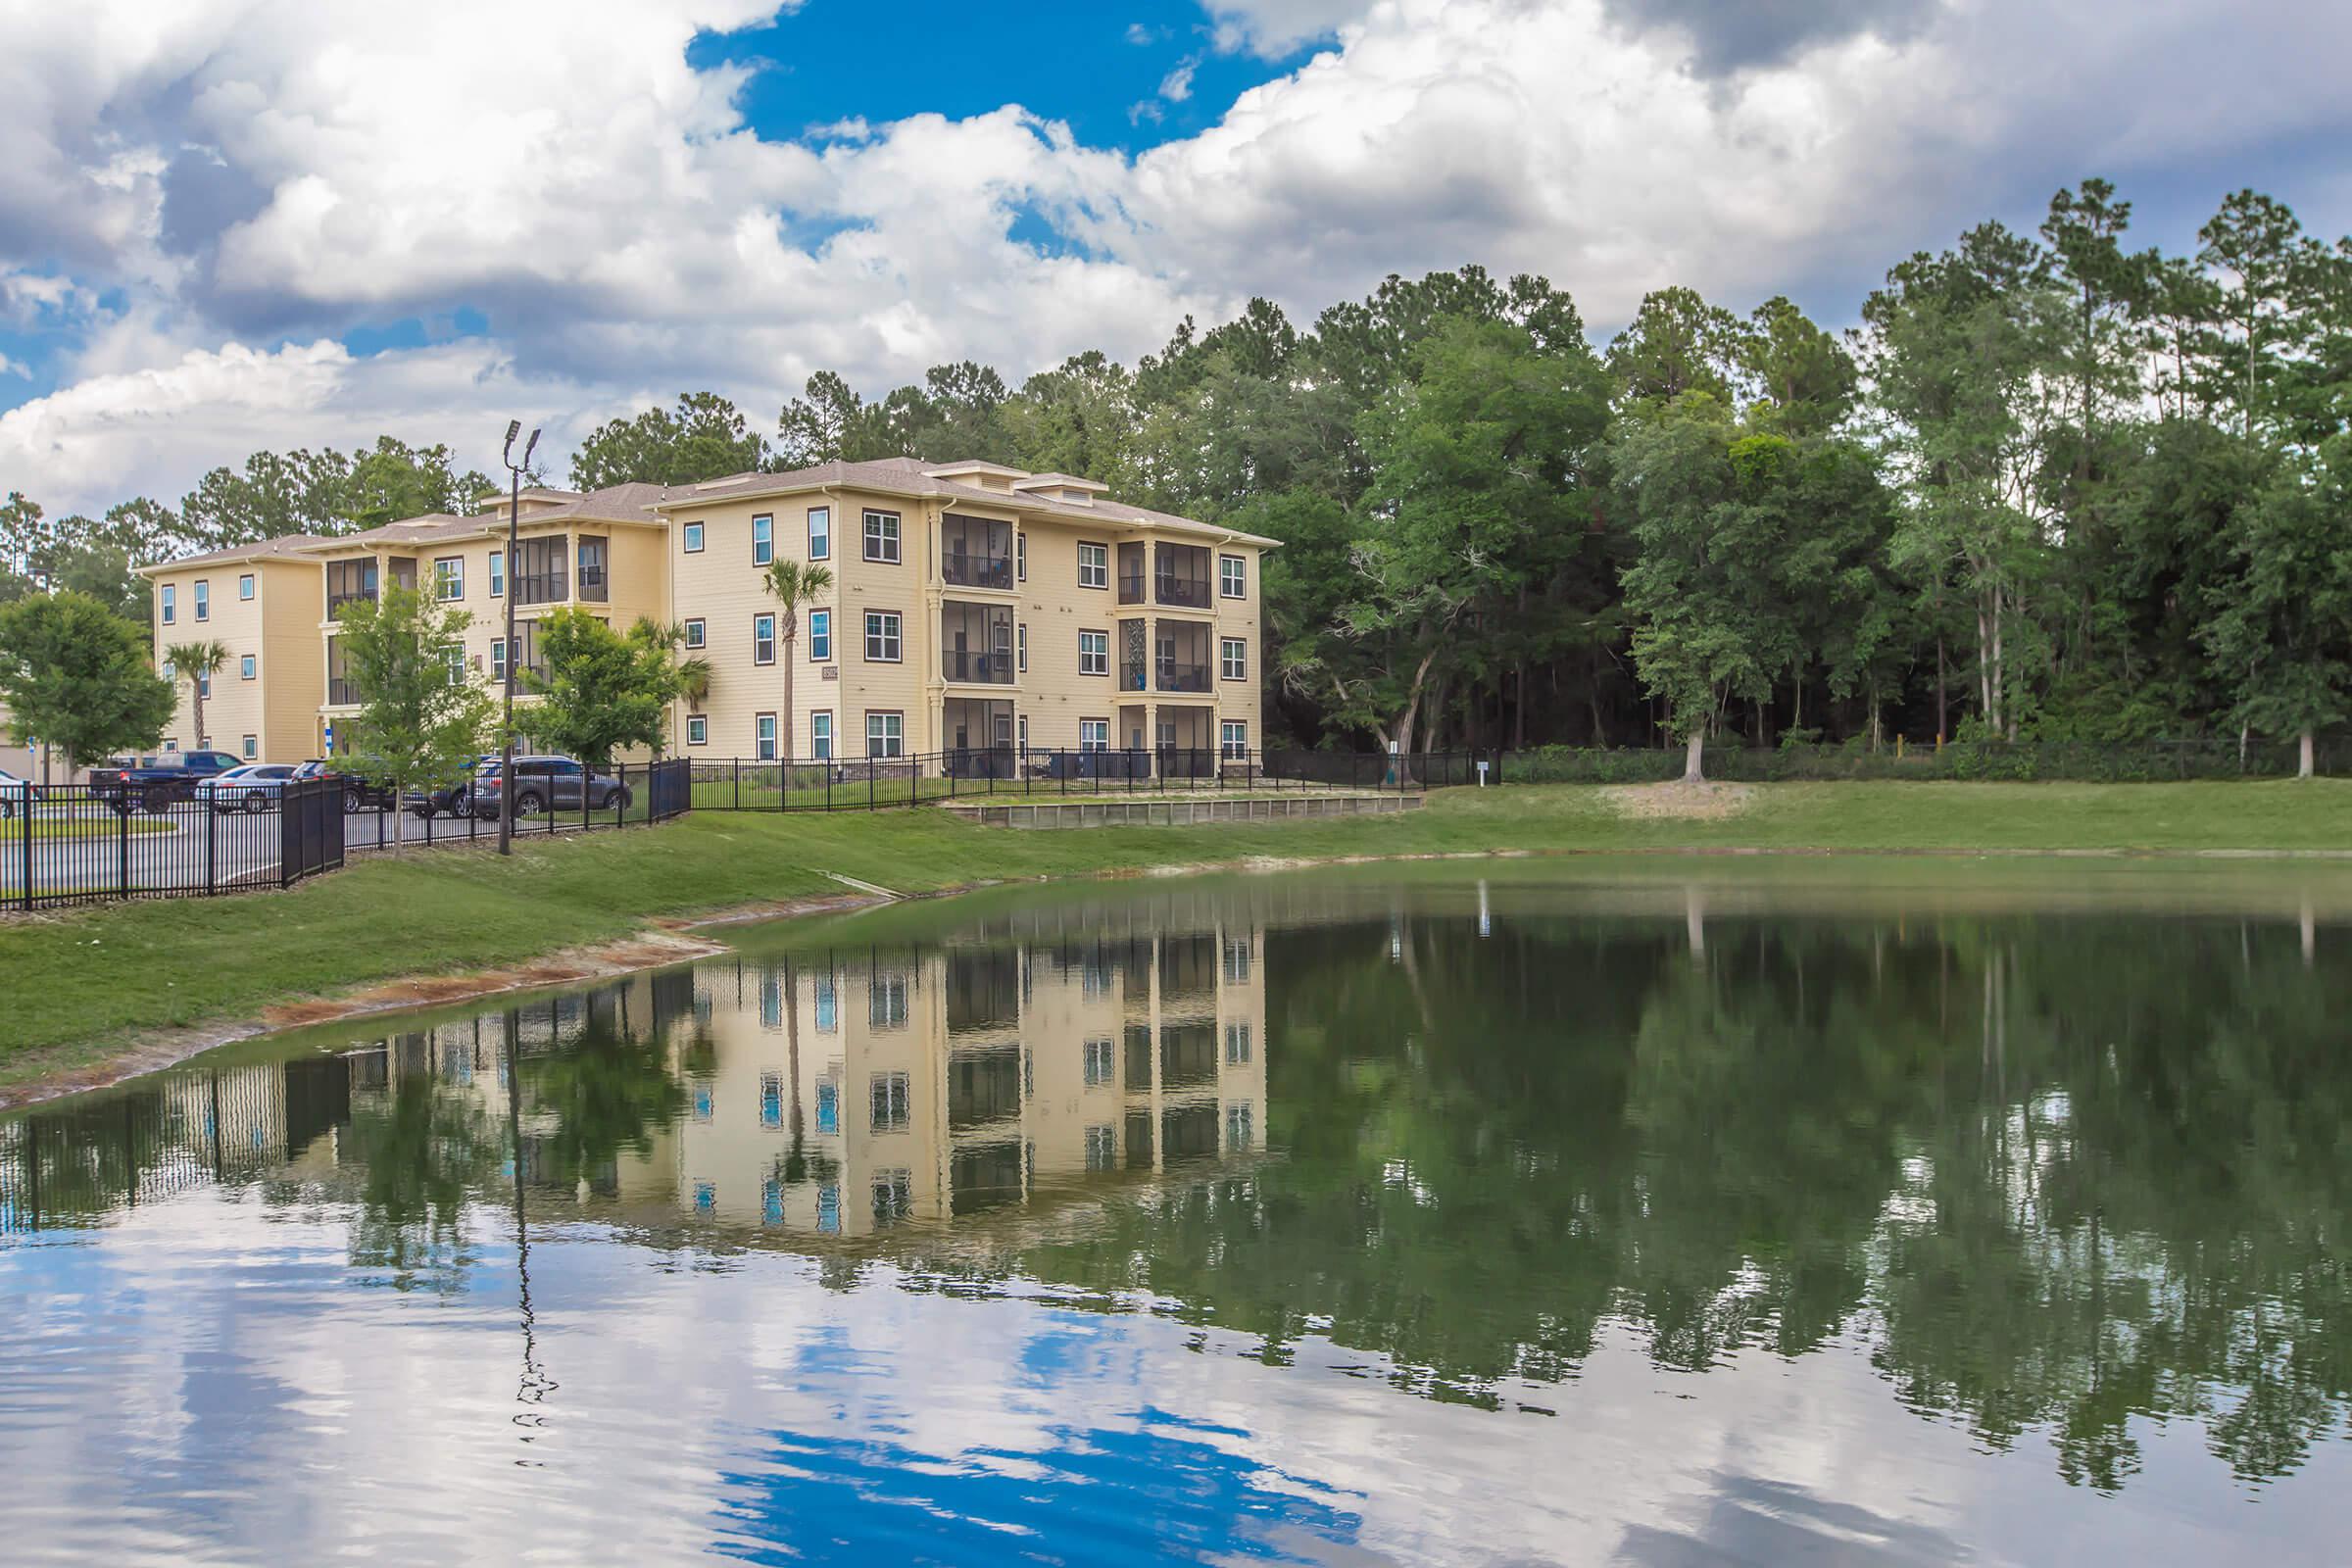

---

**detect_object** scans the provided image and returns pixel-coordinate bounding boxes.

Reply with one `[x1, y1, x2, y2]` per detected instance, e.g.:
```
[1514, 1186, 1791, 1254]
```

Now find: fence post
[18, 790, 30, 911]
[118, 800, 130, 901]
[206, 797, 218, 895]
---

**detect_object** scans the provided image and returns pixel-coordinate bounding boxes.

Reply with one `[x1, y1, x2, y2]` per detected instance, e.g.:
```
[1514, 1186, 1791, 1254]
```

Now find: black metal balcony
[1155, 661, 1210, 694]
[1117, 571, 1147, 605]
[1154, 574, 1211, 610]
[943, 551, 1013, 591]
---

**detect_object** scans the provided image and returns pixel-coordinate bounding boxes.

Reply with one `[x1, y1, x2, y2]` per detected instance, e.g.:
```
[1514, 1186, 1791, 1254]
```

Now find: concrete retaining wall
[943, 792, 1423, 830]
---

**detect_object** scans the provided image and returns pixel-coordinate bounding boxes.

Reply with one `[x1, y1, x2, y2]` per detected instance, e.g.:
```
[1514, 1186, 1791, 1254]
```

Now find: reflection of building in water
[641, 911, 1267, 1238]
[0, 903, 1265, 1243]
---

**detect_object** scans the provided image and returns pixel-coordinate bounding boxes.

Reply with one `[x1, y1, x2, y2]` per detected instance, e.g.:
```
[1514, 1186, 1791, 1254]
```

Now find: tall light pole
[499, 420, 540, 857]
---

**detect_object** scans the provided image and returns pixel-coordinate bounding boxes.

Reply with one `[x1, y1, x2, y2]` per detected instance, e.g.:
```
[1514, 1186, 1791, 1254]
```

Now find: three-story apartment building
[141, 458, 1273, 767]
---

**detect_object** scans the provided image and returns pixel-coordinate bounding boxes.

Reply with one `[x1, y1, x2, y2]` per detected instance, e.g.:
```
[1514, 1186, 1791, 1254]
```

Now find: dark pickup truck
[87, 750, 243, 813]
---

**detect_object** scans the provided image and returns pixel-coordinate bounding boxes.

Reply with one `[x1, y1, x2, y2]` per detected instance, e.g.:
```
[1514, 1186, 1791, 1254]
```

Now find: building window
[869, 977, 909, 1031]
[870, 1070, 910, 1130]
[1227, 1103, 1254, 1151]
[1079, 628, 1108, 676]
[439, 645, 466, 685]
[489, 551, 505, 597]
[754, 612, 776, 664]
[814, 975, 838, 1033]
[1080, 718, 1109, 753]
[760, 976, 783, 1031]
[240, 654, 257, 680]
[1223, 937, 1251, 983]
[1221, 638, 1248, 681]
[756, 713, 777, 760]
[1016, 532, 1026, 581]
[683, 617, 706, 650]
[1086, 1124, 1116, 1171]
[752, 514, 773, 565]
[686, 714, 708, 746]
[238, 573, 255, 601]
[194, 580, 210, 620]
[808, 609, 830, 661]
[808, 507, 830, 561]
[865, 711, 904, 759]
[490, 639, 507, 680]
[863, 611, 902, 662]
[1084, 1037, 1114, 1086]
[1221, 720, 1249, 760]
[236, 734, 257, 759]
[160, 584, 175, 623]
[197, 670, 211, 698]
[1221, 554, 1248, 599]
[434, 557, 464, 601]
[863, 509, 901, 564]
[682, 521, 705, 554]
[811, 711, 833, 760]
[1225, 1021, 1252, 1064]
[1077, 541, 1107, 589]
[1016, 621, 1028, 673]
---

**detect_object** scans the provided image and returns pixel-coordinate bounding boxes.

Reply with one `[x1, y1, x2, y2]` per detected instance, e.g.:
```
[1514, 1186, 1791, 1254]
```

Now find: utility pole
[499, 421, 540, 856]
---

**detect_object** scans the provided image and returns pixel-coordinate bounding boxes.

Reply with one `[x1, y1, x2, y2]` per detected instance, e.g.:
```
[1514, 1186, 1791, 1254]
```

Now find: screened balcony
[941, 514, 1013, 590]
[324, 558, 377, 620]
[1116, 541, 1148, 605]
[576, 534, 609, 603]
[513, 534, 568, 607]
[1154, 543, 1211, 609]
[1154, 620, 1211, 694]
[941, 601, 1014, 684]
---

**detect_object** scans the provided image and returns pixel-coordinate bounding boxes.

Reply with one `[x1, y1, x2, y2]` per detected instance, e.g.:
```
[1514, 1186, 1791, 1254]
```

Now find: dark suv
[291, 760, 397, 814]
[469, 756, 631, 819]
[88, 750, 243, 813]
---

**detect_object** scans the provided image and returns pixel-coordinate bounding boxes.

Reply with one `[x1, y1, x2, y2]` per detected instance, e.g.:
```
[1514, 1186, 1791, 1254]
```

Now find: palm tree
[760, 560, 833, 768]
[164, 640, 229, 750]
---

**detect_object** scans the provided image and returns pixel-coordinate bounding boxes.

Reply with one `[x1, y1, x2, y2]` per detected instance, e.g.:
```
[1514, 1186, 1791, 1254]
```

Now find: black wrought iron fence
[686, 749, 1485, 812]
[4, 775, 345, 911]
[341, 758, 691, 853]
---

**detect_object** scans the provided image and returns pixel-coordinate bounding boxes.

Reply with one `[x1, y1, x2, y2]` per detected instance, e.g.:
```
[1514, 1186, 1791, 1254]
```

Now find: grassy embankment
[3, 778, 2350, 1084]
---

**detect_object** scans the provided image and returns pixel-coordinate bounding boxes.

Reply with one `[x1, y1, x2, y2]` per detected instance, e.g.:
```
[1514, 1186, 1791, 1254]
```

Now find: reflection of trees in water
[915, 910, 2352, 1489]
[519, 1007, 688, 1195]
[341, 1068, 505, 1295]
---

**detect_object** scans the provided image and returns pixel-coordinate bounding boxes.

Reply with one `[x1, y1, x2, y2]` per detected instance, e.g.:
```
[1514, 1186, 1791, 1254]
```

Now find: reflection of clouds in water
[1616, 1473, 1971, 1565]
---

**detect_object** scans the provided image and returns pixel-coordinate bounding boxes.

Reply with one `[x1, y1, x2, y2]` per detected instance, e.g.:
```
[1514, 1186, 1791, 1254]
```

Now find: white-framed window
[194, 580, 210, 620]
[238, 573, 255, 601]
[756, 713, 777, 760]
[808, 507, 830, 561]
[808, 609, 830, 661]
[1221, 719, 1249, 760]
[811, 711, 833, 760]
[1016, 532, 1026, 581]
[863, 611, 901, 662]
[682, 521, 705, 554]
[1084, 1037, 1114, 1086]
[1220, 554, 1248, 599]
[869, 978, 909, 1032]
[1221, 637, 1248, 681]
[863, 509, 901, 563]
[1077, 541, 1107, 589]
[491, 639, 507, 680]
[197, 670, 211, 698]
[434, 557, 464, 600]
[240, 654, 257, 680]
[1223, 936, 1251, 983]
[241, 735, 258, 759]
[752, 514, 773, 565]
[754, 612, 776, 664]
[1080, 718, 1109, 753]
[1225, 1020, 1251, 1064]
[686, 714, 708, 746]
[865, 711, 904, 759]
[1017, 622, 1027, 673]
[160, 583, 175, 622]
[1079, 628, 1108, 676]
[814, 974, 838, 1032]
[683, 617, 706, 649]
[439, 644, 466, 685]
[489, 551, 505, 596]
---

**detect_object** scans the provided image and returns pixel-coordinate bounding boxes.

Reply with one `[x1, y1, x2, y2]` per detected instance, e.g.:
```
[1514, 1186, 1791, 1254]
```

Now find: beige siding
[151, 559, 321, 761]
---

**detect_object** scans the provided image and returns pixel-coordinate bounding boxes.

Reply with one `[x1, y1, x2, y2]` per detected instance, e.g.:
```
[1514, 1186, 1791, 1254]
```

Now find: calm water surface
[4, 860, 2351, 1565]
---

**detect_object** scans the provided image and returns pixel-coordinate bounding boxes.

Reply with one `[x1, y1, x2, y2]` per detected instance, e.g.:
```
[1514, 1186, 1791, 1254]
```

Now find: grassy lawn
[4, 777, 2350, 1085]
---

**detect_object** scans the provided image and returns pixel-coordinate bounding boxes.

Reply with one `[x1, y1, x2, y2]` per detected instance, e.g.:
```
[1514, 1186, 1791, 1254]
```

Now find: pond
[3, 859, 2350, 1564]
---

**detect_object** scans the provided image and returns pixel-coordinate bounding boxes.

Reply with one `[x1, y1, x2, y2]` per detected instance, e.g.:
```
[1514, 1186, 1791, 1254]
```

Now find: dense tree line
[9, 177, 2348, 769]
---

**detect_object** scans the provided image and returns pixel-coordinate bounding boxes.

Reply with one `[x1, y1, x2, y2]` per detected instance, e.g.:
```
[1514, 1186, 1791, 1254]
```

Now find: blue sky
[2, 0, 2348, 514]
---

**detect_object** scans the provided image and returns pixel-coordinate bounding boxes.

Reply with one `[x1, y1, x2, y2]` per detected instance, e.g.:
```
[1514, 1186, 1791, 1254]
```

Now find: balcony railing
[328, 678, 360, 706]
[943, 552, 1013, 591]
[1155, 661, 1210, 694]
[514, 569, 567, 607]
[1154, 574, 1211, 610]
[325, 591, 375, 620]
[942, 649, 1015, 685]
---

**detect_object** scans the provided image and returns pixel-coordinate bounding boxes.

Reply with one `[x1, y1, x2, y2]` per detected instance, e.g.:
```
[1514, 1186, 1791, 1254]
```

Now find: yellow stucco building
[138, 458, 1275, 766]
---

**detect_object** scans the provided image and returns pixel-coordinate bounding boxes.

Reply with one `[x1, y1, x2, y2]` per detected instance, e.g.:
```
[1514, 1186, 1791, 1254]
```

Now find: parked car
[196, 762, 302, 813]
[469, 755, 631, 819]
[0, 765, 28, 818]
[291, 760, 396, 814]
[402, 755, 495, 819]
[88, 750, 243, 813]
